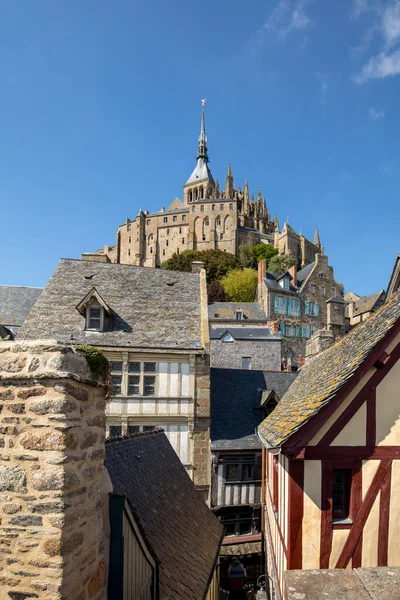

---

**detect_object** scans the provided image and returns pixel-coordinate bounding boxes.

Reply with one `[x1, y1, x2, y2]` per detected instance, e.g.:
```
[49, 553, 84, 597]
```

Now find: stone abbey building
[83, 103, 322, 268]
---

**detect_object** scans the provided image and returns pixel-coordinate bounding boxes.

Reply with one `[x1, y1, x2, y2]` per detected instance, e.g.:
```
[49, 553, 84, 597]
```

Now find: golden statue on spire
[201, 98, 206, 107]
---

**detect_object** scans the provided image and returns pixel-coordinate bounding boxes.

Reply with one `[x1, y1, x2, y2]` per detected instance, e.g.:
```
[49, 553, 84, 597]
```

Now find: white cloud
[369, 107, 385, 118]
[354, 47, 400, 82]
[263, 0, 312, 39]
[353, 1, 400, 82]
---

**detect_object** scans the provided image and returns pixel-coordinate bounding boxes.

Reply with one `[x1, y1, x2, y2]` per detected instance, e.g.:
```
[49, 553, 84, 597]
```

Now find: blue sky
[1, 0, 399, 296]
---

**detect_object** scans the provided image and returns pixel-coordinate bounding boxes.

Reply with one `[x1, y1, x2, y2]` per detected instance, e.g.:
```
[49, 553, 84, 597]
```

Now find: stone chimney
[0, 340, 110, 600]
[288, 264, 297, 286]
[192, 260, 205, 274]
[305, 329, 335, 359]
[258, 259, 267, 284]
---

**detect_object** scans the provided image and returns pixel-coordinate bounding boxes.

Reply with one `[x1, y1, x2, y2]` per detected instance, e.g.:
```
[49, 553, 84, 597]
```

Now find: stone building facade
[83, 104, 322, 269]
[258, 253, 346, 365]
[18, 259, 211, 495]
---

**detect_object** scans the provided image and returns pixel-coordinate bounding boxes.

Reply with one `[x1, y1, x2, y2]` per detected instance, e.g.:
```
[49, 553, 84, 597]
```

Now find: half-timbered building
[257, 291, 400, 600]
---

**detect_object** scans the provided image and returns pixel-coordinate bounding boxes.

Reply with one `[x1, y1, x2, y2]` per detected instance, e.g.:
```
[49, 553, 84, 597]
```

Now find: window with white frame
[242, 357, 251, 370]
[87, 307, 102, 330]
[110, 362, 123, 395]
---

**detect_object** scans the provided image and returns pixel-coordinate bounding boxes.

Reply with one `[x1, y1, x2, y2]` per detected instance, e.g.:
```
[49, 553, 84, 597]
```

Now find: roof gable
[258, 291, 400, 448]
[76, 287, 112, 315]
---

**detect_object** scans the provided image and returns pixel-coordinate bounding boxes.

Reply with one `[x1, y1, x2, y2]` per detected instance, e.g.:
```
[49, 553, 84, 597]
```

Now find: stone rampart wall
[0, 341, 110, 600]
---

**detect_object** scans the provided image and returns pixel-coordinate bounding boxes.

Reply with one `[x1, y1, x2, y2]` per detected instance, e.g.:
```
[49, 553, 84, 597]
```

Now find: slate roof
[186, 157, 215, 185]
[258, 291, 400, 448]
[211, 368, 298, 450]
[105, 430, 223, 600]
[352, 290, 385, 316]
[0, 285, 43, 332]
[296, 262, 315, 287]
[208, 302, 268, 321]
[147, 207, 189, 217]
[210, 327, 279, 341]
[18, 259, 204, 350]
[264, 272, 298, 293]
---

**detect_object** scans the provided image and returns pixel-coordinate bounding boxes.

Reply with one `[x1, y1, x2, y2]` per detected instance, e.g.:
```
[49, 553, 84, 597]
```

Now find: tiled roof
[264, 273, 298, 293]
[211, 368, 298, 450]
[105, 430, 223, 600]
[210, 327, 279, 341]
[18, 259, 204, 350]
[258, 291, 400, 448]
[352, 290, 385, 315]
[296, 262, 315, 287]
[208, 302, 267, 321]
[0, 285, 43, 331]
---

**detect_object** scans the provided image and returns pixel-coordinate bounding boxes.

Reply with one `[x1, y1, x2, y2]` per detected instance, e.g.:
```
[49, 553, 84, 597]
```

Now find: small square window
[200, 205, 204, 212]
[182, 215, 187, 221]
[111, 375, 122, 395]
[212, 204, 215, 211]
[236, 311, 243, 320]
[144, 362, 156, 373]
[192, 206, 196, 212]
[128, 425, 140, 435]
[109, 425, 122, 438]
[242, 464, 254, 481]
[147, 219, 150, 225]
[226, 464, 238, 481]
[88, 308, 101, 330]
[143, 376, 155, 396]
[128, 362, 140, 373]
[127, 224, 131, 231]
[220, 204, 224, 210]
[173, 216, 177, 222]
[229, 203, 233, 210]
[128, 375, 140, 396]
[332, 469, 352, 520]
[163, 217, 168, 223]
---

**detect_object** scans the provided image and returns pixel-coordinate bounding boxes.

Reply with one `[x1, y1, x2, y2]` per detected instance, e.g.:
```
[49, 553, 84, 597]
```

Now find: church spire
[196, 99, 209, 163]
[314, 226, 321, 247]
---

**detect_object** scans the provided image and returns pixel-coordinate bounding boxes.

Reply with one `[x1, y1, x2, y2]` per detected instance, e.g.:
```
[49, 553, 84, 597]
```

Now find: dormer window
[236, 310, 244, 320]
[76, 287, 112, 333]
[279, 276, 290, 290]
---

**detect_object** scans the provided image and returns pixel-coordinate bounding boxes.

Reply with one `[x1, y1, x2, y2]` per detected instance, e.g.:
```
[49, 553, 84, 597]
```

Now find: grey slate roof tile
[259, 291, 400, 447]
[210, 327, 279, 340]
[208, 302, 267, 321]
[0, 285, 43, 330]
[18, 259, 203, 350]
[105, 431, 222, 600]
[211, 368, 298, 450]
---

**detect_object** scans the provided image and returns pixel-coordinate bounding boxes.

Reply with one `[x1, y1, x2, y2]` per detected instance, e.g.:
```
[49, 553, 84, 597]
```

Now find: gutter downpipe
[256, 428, 282, 600]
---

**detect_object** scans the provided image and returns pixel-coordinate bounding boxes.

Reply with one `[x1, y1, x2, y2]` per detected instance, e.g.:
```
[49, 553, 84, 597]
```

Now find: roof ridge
[105, 427, 165, 445]
[0, 284, 43, 290]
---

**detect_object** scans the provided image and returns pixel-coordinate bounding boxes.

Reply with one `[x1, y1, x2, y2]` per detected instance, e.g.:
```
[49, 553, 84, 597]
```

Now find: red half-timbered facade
[258, 291, 400, 600]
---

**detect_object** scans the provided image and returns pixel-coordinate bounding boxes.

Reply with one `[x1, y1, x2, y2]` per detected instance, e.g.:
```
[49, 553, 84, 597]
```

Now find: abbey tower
[83, 102, 321, 268]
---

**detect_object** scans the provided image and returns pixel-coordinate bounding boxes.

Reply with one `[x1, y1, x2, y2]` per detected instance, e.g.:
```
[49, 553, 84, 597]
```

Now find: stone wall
[0, 341, 110, 600]
[210, 339, 281, 371]
[192, 354, 211, 495]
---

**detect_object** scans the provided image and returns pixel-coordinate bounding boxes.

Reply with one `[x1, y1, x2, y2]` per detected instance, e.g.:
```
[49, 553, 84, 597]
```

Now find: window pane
[128, 375, 140, 395]
[128, 362, 140, 373]
[110, 362, 123, 372]
[332, 469, 351, 519]
[143, 376, 155, 396]
[144, 362, 156, 373]
[111, 375, 122, 394]
[242, 357, 251, 370]
[239, 520, 252, 535]
[89, 317, 101, 329]
[226, 464, 238, 481]
[109, 425, 122, 438]
[128, 425, 140, 435]
[224, 523, 236, 536]
[242, 464, 254, 481]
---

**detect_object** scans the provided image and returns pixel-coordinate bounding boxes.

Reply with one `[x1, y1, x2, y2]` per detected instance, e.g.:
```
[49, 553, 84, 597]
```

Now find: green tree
[267, 254, 297, 275]
[335, 281, 345, 297]
[220, 269, 258, 302]
[239, 244, 255, 269]
[251, 244, 278, 266]
[161, 249, 240, 284]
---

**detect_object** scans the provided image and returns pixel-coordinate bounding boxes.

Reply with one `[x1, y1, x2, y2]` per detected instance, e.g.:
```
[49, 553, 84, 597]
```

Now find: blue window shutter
[316, 303, 320, 317]
[274, 295, 279, 313]
[279, 323, 284, 334]
[301, 327, 306, 338]
[284, 297, 288, 315]
[305, 301, 310, 315]
[297, 300, 301, 317]
[296, 326, 300, 337]
[288, 298, 292, 315]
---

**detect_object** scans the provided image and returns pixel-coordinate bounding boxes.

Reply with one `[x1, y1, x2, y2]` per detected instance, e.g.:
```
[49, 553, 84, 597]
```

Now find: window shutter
[274, 295, 279, 313]
[305, 301, 310, 315]
[296, 326, 300, 337]
[283, 297, 288, 315]
[288, 298, 292, 315]
[279, 323, 284, 334]
[316, 303, 320, 317]
[302, 327, 307, 338]
[297, 301, 301, 317]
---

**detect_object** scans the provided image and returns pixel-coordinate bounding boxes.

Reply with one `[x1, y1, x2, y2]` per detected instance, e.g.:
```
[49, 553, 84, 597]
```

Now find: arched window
[194, 188, 198, 201]
[216, 216, 221, 226]
[200, 187, 204, 199]
[188, 190, 193, 203]
[204, 217, 209, 227]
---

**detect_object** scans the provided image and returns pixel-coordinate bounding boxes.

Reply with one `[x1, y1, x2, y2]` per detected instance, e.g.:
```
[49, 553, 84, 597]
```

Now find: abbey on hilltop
[83, 102, 322, 267]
